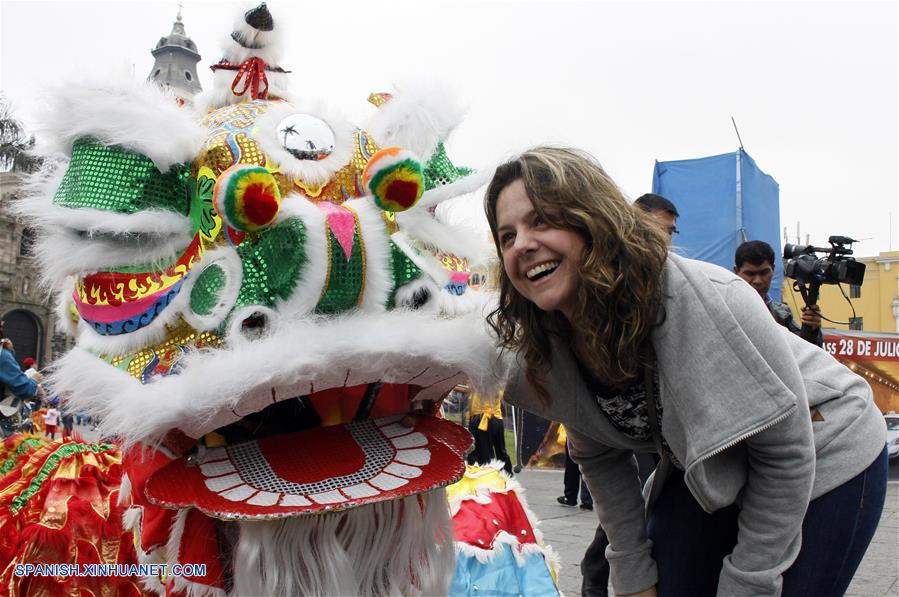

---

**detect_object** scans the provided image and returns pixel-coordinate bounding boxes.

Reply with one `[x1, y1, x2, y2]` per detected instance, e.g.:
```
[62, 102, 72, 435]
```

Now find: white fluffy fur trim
[275, 197, 328, 315]
[395, 208, 492, 264]
[158, 510, 227, 597]
[394, 278, 439, 312]
[53, 279, 79, 338]
[118, 473, 133, 506]
[225, 305, 280, 345]
[38, 77, 205, 172]
[163, 509, 189, 570]
[54, 308, 503, 446]
[447, 462, 551, 560]
[365, 81, 466, 162]
[31, 204, 190, 242]
[394, 283, 495, 324]
[252, 100, 357, 186]
[390, 231, 451, 287]
[30, 226, 191, 295]
[129, 514, 168, 596]
[225, 1, 285, 66]
[234, 491, 453, 597]
[419, 165, 494, 210]
[450, 468, 561, 576]
[179, 248, 245, 333]
[431, 288, 496, 320]
[200, 71, 291, 111]
[454, 531, 558, 569]
[343, 198, 391, 311]
[201, 3, 288, 110]
[447, 460, 523, 515]
[122, 506, 142, 531]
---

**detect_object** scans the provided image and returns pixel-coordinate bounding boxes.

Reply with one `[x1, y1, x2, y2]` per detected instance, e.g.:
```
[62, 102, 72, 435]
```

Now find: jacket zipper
[683, 404, 798, 513]
[700, 404, 797, 462]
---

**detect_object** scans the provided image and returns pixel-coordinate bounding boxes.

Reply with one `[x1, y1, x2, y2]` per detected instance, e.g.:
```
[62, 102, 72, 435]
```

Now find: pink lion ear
[362, 147, 424, 212]
[213, 165, 282, 232]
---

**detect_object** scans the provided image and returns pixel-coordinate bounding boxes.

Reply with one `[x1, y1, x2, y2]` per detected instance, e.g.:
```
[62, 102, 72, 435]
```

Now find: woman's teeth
[526, 261, 560, 281]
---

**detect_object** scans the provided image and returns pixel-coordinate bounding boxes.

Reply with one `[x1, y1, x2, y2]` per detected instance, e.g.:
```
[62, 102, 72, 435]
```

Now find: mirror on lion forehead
[276, 114, 335, 161]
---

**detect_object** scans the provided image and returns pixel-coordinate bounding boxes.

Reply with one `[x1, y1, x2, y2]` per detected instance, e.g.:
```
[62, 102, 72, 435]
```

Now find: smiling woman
[494, 178, 586, 318]
[484, 146, 888, 597]
[485, 147, 668, 395]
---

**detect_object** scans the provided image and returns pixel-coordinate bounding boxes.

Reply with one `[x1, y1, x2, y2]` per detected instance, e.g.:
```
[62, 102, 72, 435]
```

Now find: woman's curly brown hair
[484, 146, 669, 404]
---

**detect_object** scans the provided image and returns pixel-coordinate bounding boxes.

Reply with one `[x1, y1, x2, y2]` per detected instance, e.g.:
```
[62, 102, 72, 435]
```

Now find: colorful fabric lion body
[0, 435, 142, 596]
[448, 462, 560, 595]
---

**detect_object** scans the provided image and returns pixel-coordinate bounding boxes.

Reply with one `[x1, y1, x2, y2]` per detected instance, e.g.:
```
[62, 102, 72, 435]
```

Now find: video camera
[783, 235, 865, 308]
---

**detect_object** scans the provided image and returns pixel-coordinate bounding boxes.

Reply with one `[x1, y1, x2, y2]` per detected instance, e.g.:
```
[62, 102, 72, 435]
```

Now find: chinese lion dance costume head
[9, 5, 505, 595]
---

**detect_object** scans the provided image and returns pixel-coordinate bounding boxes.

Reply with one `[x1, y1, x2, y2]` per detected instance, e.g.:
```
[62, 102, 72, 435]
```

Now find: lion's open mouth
[143, 383, 472, 520]
[55, 309, 492, 520]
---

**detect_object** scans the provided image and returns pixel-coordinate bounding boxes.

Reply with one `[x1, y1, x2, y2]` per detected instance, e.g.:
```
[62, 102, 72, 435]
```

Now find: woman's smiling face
[495, 178, 586, 321]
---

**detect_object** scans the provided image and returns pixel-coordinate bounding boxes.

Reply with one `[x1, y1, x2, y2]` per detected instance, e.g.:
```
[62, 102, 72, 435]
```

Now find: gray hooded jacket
[503, 253, 885, 596]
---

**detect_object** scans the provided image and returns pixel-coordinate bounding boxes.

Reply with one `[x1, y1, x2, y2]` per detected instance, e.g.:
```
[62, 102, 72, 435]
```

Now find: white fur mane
[36, 77, 205, 172]
[55, 306, 503, 446]
[366, 81, 467, 162]
[234, 491, 454, 596]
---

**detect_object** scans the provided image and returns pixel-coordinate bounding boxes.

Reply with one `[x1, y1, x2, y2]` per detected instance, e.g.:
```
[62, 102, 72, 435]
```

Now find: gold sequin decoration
[107, 319, 223, 380]
[315, 130, 380, 205]
[367, 92, 392, 108]
[197, 101, 273, 177]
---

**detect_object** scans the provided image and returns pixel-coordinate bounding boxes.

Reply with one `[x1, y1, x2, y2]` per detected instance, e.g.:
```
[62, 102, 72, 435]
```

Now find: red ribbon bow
[211, 57, 271, 100]
[230, 57, 269, 100]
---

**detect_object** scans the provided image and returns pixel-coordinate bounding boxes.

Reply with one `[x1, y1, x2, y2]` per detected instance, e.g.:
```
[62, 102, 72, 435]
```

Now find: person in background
[734, 240, 823, 347]
[635, 193, 679, 242]
[62, 406, 75, 438]
[44, 402, 61, 440]
[559, 435, 593, 510]
[22, 357, 41, 382]
[485, 146, 886, 597]
[466, 389, 514, 475]
[0, 327, 42, 408]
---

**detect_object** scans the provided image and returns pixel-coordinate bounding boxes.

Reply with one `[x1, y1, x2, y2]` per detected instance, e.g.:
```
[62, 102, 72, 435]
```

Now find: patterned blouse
[575, 361, 683, 470]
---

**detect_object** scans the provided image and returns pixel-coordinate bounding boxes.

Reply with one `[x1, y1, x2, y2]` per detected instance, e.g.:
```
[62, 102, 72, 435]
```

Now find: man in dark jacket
[734, 240, 824, 347]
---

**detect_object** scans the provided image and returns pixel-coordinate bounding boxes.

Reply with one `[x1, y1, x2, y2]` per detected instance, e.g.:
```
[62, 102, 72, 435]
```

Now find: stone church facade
[0, 171, 66, 367]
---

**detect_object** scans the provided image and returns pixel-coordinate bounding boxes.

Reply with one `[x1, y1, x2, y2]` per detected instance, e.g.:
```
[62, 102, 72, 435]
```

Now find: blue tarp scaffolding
[652, 149, 783, 299]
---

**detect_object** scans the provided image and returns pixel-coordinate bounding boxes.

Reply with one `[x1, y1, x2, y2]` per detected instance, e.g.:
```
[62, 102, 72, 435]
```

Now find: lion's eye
[276, 114, 336, 161]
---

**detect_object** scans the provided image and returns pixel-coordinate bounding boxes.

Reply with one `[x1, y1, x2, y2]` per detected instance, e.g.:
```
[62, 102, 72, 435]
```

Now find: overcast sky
[1, 0, 896, 255]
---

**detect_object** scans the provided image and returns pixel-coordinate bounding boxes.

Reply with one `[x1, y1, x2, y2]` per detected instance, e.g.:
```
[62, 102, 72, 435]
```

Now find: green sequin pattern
[386, 240, 423, 309]
[423, 142, 474, 191]
[190, 264, 226, 315]
[233, 218, 307, 311]
[315, 228, 366, 314]
[54, 138, 191, 215]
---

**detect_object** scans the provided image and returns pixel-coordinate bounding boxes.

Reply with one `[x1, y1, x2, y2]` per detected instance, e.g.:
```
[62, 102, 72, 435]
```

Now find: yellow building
[783, 250, 899, 333]
[782, 250, 899, 414]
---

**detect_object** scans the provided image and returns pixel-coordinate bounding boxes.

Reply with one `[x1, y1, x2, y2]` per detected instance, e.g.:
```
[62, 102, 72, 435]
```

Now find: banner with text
[823, 330, 899, 413]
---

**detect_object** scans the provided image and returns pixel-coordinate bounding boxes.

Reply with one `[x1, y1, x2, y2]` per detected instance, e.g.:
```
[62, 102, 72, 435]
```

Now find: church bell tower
[147, 6, 202, 102]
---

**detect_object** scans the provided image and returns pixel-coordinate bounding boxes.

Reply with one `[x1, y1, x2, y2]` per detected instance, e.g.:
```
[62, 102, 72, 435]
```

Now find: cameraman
[735, 240, 823, 347]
